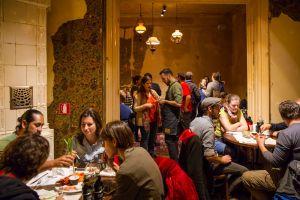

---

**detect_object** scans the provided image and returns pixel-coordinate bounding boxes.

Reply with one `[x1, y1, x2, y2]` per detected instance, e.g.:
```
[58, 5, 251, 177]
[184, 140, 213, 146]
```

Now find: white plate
[55, 183, 82, 194]
[35, 189, 58, 200]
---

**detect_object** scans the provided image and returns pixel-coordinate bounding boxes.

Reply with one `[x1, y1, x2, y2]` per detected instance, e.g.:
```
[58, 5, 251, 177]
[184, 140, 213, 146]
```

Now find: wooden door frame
[105, 0, 269, 123]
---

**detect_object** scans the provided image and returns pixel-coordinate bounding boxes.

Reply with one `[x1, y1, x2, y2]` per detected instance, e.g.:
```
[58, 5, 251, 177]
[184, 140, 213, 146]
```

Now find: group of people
[0, 68, 299, 200]
[118, 68, 300, 199]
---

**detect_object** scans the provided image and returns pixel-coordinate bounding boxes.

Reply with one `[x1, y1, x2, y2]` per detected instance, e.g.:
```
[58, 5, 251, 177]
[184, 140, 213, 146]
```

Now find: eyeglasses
[81, 123, 95, 128]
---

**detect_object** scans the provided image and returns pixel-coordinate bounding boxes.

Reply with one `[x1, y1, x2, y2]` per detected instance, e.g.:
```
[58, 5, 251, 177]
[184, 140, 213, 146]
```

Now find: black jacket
[179, 134, 211, 200]
[0, 176, 39, 200]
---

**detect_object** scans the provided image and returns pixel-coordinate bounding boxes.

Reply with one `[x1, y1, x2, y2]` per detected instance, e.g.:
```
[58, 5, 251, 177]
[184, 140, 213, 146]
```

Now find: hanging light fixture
[135, 4, 146, 34]
[171, 3, 183, 44]
[146, 2, 160, 52]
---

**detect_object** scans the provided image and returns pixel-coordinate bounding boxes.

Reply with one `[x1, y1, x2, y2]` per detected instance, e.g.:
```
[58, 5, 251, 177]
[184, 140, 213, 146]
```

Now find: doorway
[105, 0, 270, 123]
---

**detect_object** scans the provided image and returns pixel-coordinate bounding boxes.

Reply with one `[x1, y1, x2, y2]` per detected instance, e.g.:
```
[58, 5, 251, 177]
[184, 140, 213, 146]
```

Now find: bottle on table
[82, 174, 93, 200]
[93, 174, 104, 200]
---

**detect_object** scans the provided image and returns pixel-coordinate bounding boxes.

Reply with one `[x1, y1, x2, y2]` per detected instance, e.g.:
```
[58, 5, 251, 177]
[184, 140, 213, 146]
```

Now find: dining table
[27, 165, 116, 200]
[222, 131, 277, 169]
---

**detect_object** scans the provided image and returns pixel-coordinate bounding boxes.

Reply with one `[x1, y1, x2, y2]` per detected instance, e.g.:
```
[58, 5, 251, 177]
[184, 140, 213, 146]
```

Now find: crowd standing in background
[0, 67, 299, 200]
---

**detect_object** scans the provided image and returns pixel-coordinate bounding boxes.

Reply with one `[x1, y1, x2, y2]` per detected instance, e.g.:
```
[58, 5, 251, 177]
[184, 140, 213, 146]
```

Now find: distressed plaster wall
[48, 0, 104, 157]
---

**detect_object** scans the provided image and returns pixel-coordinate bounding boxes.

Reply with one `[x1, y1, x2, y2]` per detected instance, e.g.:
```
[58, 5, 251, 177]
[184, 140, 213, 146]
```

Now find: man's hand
[270, 131, 279, 138]
[53, 154, 75, 167]
[220, 155, 232, 164]
[256, 134, 266, 147]
[260, 123, 271, 132]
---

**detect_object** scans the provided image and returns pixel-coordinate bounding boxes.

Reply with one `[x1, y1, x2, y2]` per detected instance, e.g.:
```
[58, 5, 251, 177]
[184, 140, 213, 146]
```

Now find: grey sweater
[262, 123, 300, 168]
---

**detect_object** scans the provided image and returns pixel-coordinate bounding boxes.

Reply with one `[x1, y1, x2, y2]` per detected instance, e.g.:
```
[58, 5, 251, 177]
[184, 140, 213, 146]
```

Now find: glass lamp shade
[135, 22, 146, 34]
[171, 29, 183, 44]
[146, 36, 160, 52]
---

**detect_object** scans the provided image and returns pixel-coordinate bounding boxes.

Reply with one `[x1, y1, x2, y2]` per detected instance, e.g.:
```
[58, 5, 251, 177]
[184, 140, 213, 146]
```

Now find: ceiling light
[146, 3, 160, 52]
[162, 5, 167, 12]
[171, 3, 183, 44]
[135, 4, 146, 34]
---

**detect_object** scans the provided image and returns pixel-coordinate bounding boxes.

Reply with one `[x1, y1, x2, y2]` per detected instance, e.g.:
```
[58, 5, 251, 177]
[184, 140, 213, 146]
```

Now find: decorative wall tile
[16, 24, 36, 45]
[0, 86, 4, 108]
[0, 65, 4, 86]
[37, 26, 46, 46]
[3, 22, 15, 43]
[0, 109, 4, 131]
[16, 44, 36, 65]
[37, 46, 46, 66]
[5, 109, 16, 132]
[37, 65, 46, 85]
[48, 0, 104, 157]
[26, 66, 37, 86]
[3, 43, 15, 65]
[5, 65, 27, 86]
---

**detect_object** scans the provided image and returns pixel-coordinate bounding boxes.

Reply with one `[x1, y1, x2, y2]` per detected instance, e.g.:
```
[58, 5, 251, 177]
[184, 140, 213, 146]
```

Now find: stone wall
[48, 0, 104, 157]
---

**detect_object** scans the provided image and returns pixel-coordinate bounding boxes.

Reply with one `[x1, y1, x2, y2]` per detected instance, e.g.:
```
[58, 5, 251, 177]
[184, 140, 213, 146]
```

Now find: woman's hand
[144, 103, 153, 109]
[112, 162, 120, 172]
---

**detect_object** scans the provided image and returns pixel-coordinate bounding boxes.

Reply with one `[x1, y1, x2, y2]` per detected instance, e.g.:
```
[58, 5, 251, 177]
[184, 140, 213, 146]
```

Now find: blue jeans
[137, 123, 157, 156]
[165, 134, 178, 161]
[215, 138, 226, 155]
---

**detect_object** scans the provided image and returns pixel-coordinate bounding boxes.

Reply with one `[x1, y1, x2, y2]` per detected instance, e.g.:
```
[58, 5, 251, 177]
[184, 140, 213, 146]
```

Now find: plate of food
[56, 172, 84, 185]
[85, 166, 100, 174]
[55, 183, 82, 193]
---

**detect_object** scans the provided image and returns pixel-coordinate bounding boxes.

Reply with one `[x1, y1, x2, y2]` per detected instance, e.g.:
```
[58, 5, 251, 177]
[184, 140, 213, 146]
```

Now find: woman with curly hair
[72, 108, 104, 165]
[0, 134, 49, 199]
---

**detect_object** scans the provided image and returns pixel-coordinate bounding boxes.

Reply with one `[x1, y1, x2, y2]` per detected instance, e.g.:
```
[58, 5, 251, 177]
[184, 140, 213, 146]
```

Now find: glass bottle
[82, 174, 93, 200]
[93, 175, 104, 200]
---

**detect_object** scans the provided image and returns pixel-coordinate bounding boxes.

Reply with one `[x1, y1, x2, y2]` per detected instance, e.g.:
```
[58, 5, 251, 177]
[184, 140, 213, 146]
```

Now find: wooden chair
[213, 174, 230, 200]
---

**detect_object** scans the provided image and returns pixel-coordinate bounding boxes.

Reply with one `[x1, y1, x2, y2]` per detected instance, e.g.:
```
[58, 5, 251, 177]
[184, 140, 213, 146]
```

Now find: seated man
[215, 94, 248, 155]
[0, 134, 50, 199]
[260, 98, 300, 137]
[0, 109, 75, 171]
[242, 100, 300, 200]
[190, 97, 248, 195]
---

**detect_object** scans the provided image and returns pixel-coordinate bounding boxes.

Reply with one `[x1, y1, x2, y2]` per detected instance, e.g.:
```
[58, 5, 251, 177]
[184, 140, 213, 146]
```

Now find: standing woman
[133, 75, 161, 156]
[73, 108, 104, 165]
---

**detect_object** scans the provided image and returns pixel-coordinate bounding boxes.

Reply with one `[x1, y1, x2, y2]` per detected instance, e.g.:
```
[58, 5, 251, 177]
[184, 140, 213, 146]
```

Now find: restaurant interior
[0, 0, 299, 199]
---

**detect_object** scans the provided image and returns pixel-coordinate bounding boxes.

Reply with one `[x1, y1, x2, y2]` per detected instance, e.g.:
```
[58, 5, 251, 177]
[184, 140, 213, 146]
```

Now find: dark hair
[15, 109, 43, 133]
[132, 75, 142, 85]
[279, 100, 300, 120]
[101, 121, 134, 149]
[185, 71, 193, 80]
[177, 73, 185, 81]
[139, 76, 152, 96]
[226, 94, 240, 104]
[204, 76, 210, 83]
[159, 68, 173, 75]
[77, 108, 102, 145]
[144, 73, 152, 79]
[212, 72, 221, 82]
[0, 135, 49, 180]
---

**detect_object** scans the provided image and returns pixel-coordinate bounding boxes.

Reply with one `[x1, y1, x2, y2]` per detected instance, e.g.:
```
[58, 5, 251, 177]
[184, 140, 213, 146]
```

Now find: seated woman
[215, 94, 248, 155]
[101, 121, 164, 199]
[0, 134, 49, 199]
[73, 108, 104, 165]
